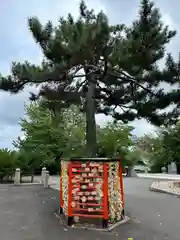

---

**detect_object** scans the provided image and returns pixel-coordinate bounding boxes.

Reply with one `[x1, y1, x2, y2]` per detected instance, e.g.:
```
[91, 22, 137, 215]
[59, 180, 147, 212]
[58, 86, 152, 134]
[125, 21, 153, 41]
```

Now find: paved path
[49, 176, 180, 239]
[124, 178, 180, 240]
[0, 178, 180, 239]
[38, 177, 180, 239]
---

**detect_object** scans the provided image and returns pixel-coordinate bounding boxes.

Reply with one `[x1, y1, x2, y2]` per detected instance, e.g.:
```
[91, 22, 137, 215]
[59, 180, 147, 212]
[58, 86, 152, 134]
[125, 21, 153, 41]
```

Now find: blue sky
[0, 0, 179, 149]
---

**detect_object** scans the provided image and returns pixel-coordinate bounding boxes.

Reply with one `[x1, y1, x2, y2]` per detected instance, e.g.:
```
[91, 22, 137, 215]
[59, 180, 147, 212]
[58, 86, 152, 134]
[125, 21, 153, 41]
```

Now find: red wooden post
[67, 162, 73, 225]
[103, 163, 109, 227]
[119, 160, 124, 209]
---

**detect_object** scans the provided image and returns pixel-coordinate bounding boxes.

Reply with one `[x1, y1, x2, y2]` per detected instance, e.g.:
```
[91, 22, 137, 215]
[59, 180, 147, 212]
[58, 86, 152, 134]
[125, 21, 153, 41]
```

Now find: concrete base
[54, 213, 130, 232]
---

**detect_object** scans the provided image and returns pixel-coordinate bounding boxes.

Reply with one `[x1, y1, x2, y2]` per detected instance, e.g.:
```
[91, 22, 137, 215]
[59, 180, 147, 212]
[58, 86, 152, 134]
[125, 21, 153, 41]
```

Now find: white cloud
[130, 119, 156, 137]
[0, 124, 21, 149]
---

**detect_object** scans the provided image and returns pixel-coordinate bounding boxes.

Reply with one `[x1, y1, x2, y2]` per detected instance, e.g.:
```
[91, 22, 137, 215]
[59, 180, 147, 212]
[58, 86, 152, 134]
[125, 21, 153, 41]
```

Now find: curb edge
[149, 186, 180, 197]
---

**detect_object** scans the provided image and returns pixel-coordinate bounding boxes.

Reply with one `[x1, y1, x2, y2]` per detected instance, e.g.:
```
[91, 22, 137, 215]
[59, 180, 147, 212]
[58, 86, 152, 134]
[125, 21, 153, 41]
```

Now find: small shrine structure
[60, 157, 124, 228]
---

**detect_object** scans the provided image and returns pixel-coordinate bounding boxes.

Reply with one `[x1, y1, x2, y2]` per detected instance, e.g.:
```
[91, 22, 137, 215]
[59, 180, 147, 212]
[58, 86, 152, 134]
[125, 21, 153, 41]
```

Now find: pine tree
[0, 0, 180, 157]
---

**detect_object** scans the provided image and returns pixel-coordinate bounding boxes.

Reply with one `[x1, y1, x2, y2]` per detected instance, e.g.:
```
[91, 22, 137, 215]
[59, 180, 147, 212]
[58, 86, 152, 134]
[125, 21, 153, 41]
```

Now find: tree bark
[85, 77, 97, 157]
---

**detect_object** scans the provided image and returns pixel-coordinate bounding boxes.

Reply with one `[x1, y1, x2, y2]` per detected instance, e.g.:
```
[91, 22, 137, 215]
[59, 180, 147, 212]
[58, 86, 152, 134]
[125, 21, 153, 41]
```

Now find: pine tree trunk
[85, 78, 97, 157]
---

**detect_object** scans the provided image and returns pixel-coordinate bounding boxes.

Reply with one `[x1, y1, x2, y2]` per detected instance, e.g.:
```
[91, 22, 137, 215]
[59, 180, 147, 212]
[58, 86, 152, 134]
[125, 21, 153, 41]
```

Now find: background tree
[14, 99, 138, 174]
[62, 105, 86, 157]
[97, 121, 134, 158]
[136, 125, 180, 173]
[136, 134, 156, 154]
[15, 150, 32, 181]
[0, 149, 17, 182]
[13, 101, 86, 175]
[160, 124, 180, 173]
[13, 101, 66, 167]
[124, 147, 144, 176]
[97, 122, 142, 174]
[136, 133, 164, 172]
[1, 0, 180, 157]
